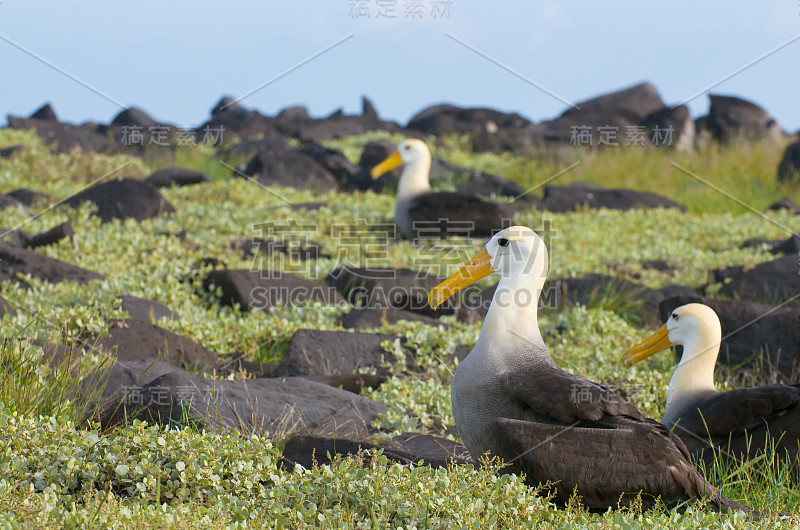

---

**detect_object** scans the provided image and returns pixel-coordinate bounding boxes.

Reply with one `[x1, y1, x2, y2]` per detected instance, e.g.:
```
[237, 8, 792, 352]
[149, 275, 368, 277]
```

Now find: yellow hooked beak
[623, 324, 673, 366]
[370, 151, 403, 179]
[428, 248, 495, 310]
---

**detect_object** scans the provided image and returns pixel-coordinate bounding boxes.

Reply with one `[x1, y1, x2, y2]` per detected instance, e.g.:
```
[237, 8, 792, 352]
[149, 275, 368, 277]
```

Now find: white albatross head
[428, 226, 548, 310]
[370, 139, 432, 178]
[370, 139, 433, 200]
[624, 303, 722, 366]
[624, 303, 721, 406]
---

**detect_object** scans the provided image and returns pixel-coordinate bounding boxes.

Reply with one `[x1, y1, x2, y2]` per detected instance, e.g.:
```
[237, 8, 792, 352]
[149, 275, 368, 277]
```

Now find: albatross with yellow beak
[624, 303, 800, 470]
[429, 226, 750, 512]
[370, 139, 513, 239]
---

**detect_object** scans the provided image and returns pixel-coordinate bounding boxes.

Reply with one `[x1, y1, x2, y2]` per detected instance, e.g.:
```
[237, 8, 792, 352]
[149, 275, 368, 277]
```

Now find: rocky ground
[1, 81, 799, 525]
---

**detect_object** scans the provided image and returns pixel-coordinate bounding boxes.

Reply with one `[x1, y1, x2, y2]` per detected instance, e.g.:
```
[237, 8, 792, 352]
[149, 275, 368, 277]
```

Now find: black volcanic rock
[642, 105, 695, 151]
[22, 222, 73, 249]
[6, 116, 112, 154]
[239, 149, 338, 192]
[6, 188, 49, 206]
[541, 184, 685, 212]
[91, 370, 387, 438]
[109, 107, 158, 128]
[706, 94, 783, 143]
[340, 140, 399, 192]
[0, 242, 103, 285]
[766, 197, 800, 215]
[536, 82, 666, 147]
[778, 141, 800, 184]
[282, 433, 472, 470]
[93, 319, 220, 372]
[0, 194, 24, 211]
[201, 96, 282, 142]
[118, 295, 177, 322]
[0, 145, 25, 159]
[562, 82, 665, 123]
[204, 269, 344, 312]
[65, 177, 175, 222]
[407, 104, 532, 136]
[272, 329, 400, 378]
[30, 103, 58, 121]
[715, 255, 800, 306]
[338, 307, 441, 330]
[145, 167, 211, 188]
[298, 142, 359, 184]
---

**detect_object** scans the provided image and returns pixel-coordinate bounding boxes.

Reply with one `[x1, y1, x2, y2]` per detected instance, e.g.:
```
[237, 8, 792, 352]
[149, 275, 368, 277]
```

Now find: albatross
[370, 139, 513, 239]
[624, 303, 800, 471]
[428, 226, 750, 512]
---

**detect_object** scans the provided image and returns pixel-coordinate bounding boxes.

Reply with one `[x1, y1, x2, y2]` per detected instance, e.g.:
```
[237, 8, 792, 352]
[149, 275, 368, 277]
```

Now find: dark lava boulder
[92, 371, 387, 439]
[291, 98, 402, 143]
[272, 329, 400, 377]
[740, 234, 800, 256]
[92, 319, 220, 372]
[777, 141, 800, 184]
[21, 222, 73, 249]
[65, 177, 175, 222]
[715, 255, 800, 306]
[407, 104, 534, 153]
[6, 115, 112, 154]
[0, 194, 25, 211]
[0, 243, 103, 285]
[766, 197, 800, 215]
[563, 82, 665, 123]
[541, 184, 685, 212]
[76, 358, 181, 419]
[239, 148, 338, 192]
[30, 103, 59, 121]
[6, 188, 49, 206]
[642, 104, 696, 152]
[233, 237, 327, 262]
[659, 295, 800, 379]
[109, 107, 158, 129]
[327, 267, 473, 319]
[536, 274, 697, 327]
[298, 142, 359, 184]
[407, 104, 532, 136]
[706, 94, 783, 144]
[204, 269, 344, 312]
[281, 433, 472, 470]
[536, 82, 665, 146]
[339, 140, 399, 192]
[118, 295, 177, 322]
[456, 170, 525, 198]
[338, 307, 441, 330]
[0, 145, 25, 159]
[201, 96, 283, 142]
[145, 167, 211, 188]
[217, 138, 291, 164]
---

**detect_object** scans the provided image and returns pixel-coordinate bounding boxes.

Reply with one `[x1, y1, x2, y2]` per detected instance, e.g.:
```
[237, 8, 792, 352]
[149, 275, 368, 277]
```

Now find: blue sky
[2, 1, 799, 131]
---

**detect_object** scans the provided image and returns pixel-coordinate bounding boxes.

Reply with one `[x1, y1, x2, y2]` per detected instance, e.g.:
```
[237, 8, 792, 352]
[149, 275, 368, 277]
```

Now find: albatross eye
[671, 314, 679, 321]
[497, 238, 509, 247]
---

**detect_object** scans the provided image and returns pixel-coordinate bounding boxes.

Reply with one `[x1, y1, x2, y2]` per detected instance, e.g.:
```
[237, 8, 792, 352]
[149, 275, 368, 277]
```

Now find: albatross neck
[665, 334, 719, 410]
[396, 156, 432, 201]
[476, 271, 555, 367]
